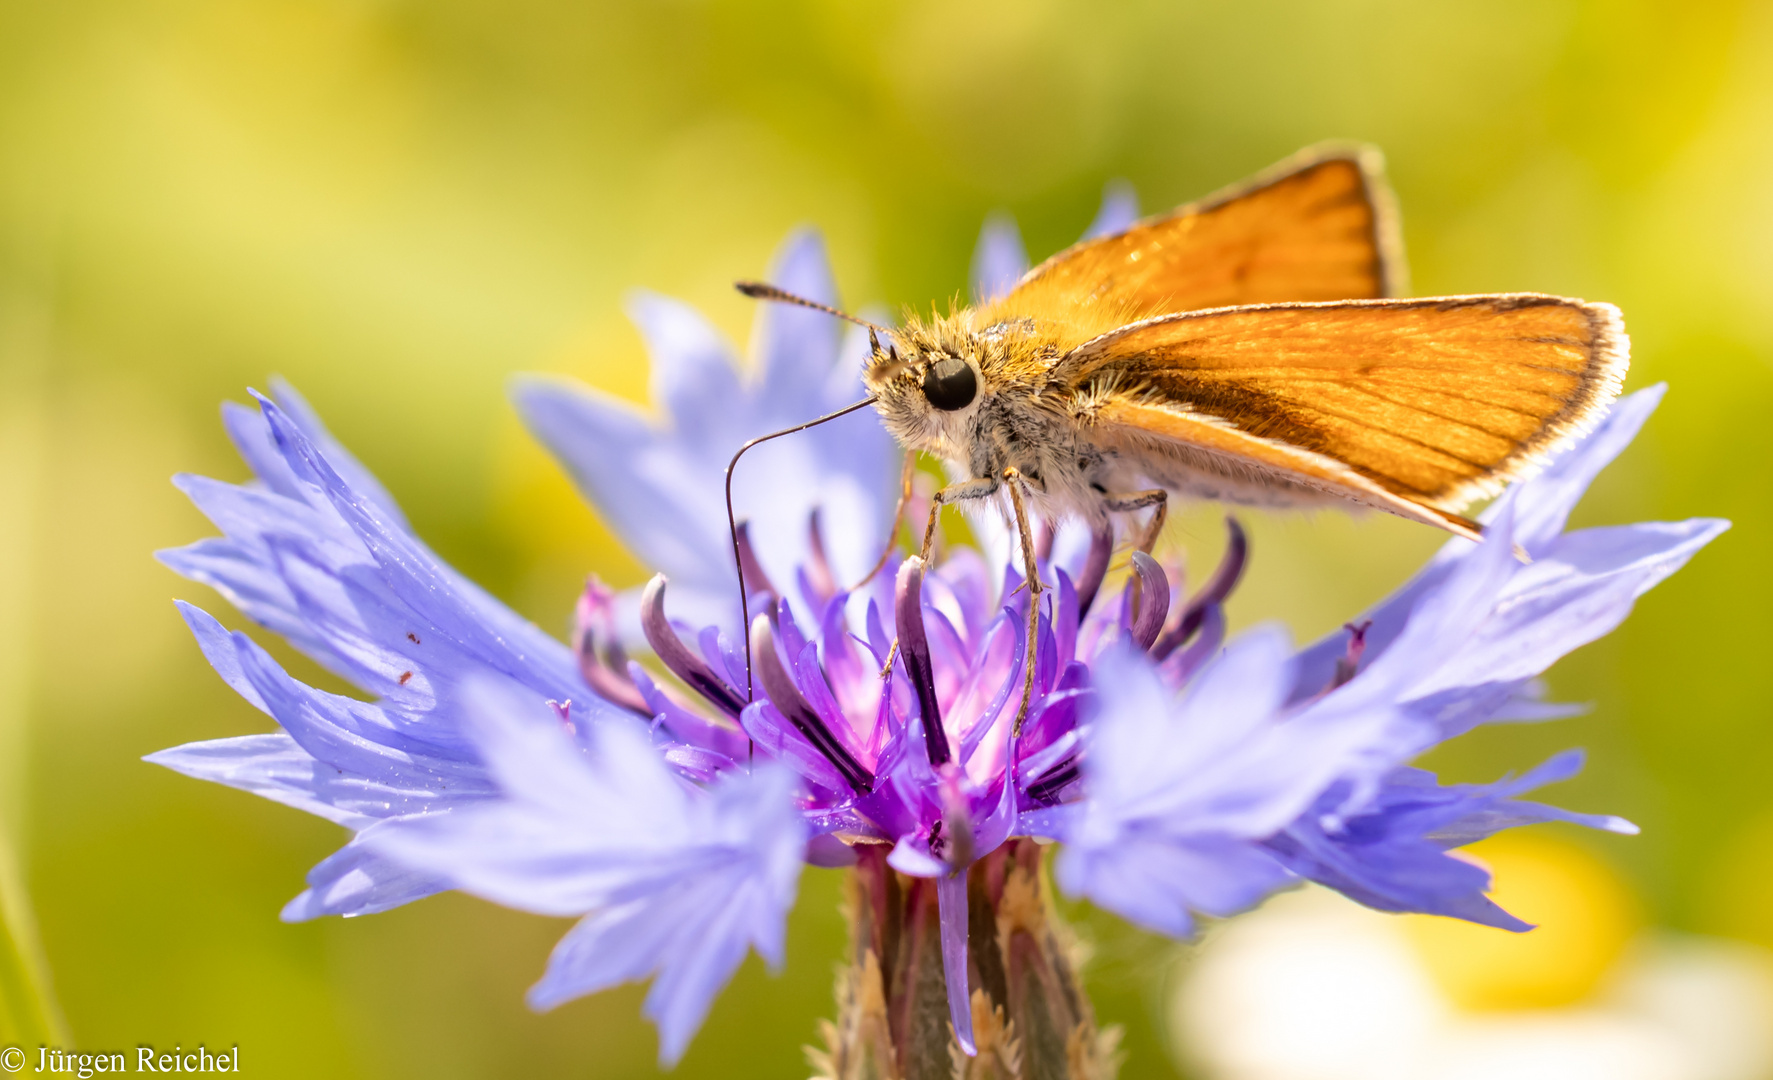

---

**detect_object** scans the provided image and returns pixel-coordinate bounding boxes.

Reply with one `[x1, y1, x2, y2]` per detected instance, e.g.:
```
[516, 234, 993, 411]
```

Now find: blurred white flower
[1175, 857, 1773, 1080]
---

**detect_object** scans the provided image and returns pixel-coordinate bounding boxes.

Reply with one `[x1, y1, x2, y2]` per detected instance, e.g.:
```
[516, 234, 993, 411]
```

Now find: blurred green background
[1, 0, 1769, 1076]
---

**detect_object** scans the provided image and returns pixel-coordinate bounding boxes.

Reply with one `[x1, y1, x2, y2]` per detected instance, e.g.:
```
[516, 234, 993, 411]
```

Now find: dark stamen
[1128, 551, 1171, 651]
[1330, 620, 1372, 690]
[749, 616, 874, 793]
[895, 557, 952, 766]
[1026, 759, 1080, 804]
[1150, 517, 1247, 661]
[640, 575, 749, 718]
[1074, 522, 1114, 618]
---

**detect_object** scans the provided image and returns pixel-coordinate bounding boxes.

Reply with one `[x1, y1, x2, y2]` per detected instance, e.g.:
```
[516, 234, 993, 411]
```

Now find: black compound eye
[920, 357, 977, 411]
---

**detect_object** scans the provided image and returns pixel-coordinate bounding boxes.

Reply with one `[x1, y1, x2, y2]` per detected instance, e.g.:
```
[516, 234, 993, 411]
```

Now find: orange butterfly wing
[1065, 295, 1628, 536]
[998, 144, 1404, 326]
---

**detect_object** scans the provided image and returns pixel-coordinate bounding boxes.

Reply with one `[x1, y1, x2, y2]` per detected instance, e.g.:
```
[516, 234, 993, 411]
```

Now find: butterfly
[742, 143, 1626, 547]
[732, 143, 1628, 717]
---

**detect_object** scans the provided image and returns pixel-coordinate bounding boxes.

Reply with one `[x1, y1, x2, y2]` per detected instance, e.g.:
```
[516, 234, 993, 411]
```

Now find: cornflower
[152, 210, 1723, 1077]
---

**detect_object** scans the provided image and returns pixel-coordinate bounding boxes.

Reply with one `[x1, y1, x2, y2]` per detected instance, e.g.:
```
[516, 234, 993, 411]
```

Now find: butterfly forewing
[996, 145, 1404, 327]
[1069, 295, 1627, 521]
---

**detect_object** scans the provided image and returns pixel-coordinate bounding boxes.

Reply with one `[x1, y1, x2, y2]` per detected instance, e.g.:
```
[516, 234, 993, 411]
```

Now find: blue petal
[937, 874, 976, 1055]
[253, 394, 590, 703]
[1081, 180, 1139, 240]
[970, 212, 1029, 303]
[160, 384, 657, 926]
[168, 389, 595, 722]
[1503, 382, 1666, 551]
[1088, 633, 1386, 837]
[221, 399, 306, 503]
[1055, 641, 1381, 936]
[145, 733, 368, 828]
[1415, 517, 1729, 697]
[1288, 386, 1677, 700]
[1267, 752, 1635, 930]
[1266, 820, 1528, 931]
[225, 629, 491, 786]
[512, 236, 897, 636]
[170, 601, 272, 713]
[266, 377, 411, 533]
[280, 829, 451, 921]
[159, 602, 501, 788]
[629, 291, 748, 446]
[159, 475, 357, 678]
[1342, 506, 1525, 712]
[1056, 831, 1292, 939]
[366, 677, 805, 1065]
[1420, 751, 1638, 843]
[512, 376, 733, 623]
[756, 229, 845, 422]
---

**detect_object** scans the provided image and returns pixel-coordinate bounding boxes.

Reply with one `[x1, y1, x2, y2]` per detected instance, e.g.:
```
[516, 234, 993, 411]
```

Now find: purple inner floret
[640, 577, 750, 719]
[752, 609, 875, 794]
[597, 510, 1267, 872]
[1150, 517, 1247, 661]
[895, 559, 954, 766]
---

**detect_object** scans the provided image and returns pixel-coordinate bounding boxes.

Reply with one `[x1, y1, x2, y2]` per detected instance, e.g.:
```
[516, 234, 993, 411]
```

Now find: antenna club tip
[729, 280, 885, 333]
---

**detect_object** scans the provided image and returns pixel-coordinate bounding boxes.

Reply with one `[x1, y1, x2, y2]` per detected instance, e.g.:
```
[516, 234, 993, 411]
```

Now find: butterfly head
[730, 282, 1053, 465]
[864, 317, 995, 458]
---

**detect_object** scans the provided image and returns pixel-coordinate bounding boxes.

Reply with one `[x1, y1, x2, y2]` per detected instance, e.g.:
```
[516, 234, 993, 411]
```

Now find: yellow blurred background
[1, 0, 1769, 1076]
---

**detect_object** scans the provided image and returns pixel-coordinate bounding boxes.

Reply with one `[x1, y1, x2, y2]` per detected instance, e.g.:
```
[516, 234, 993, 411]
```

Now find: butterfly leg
[877, 476, 1003, 682]
[1104, 488, 1168, 553]
[1000, 467, 1043, 737]
[849, 452, 918, 591]
[918, 477, 1001, 563]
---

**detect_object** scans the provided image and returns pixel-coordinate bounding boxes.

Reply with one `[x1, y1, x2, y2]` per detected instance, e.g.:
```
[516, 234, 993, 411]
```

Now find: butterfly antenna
[735, 281, 890, 333]
[725, 395, 879, 700]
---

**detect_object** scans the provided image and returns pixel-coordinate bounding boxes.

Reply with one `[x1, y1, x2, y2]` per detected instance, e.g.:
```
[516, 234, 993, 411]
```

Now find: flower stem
[810, 841, 1120, 1080]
